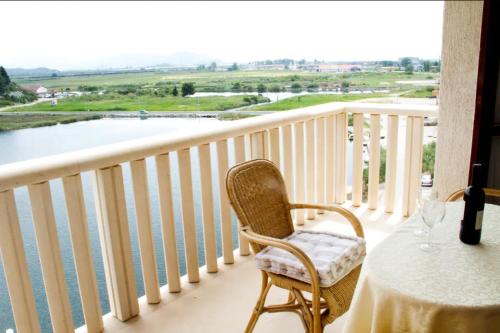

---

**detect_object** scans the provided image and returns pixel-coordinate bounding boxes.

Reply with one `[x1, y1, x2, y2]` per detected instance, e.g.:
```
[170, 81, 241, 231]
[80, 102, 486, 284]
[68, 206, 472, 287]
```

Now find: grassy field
[0, 114, 102, 131]
[13, 70, 439, 92]
[249, 93, 388, 111]
[400, 87, 435, 98]
[12, 94, 269, 112]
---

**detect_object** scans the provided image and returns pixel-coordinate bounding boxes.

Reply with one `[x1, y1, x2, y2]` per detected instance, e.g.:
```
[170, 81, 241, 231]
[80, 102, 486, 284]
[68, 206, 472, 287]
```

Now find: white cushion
[255, 230, 366, 287]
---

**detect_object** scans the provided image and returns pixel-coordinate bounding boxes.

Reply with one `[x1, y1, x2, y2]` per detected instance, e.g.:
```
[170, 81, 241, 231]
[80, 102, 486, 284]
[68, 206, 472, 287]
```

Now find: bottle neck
[471, 164, 482, 187]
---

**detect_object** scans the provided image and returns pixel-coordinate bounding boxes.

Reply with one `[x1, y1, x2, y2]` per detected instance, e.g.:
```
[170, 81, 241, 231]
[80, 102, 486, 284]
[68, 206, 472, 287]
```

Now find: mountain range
[5, 52, 221, 76]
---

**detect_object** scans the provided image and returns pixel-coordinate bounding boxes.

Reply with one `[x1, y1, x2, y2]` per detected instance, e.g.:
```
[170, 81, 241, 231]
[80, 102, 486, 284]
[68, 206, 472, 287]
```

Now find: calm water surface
[0, 118, 236, 332]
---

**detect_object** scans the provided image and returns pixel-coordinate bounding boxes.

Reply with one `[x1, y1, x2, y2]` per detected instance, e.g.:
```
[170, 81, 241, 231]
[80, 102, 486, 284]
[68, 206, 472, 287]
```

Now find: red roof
[22, 84, 44, 92]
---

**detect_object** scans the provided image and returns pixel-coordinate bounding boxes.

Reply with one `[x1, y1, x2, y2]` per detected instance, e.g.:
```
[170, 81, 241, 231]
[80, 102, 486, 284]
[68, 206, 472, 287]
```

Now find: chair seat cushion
[255, 230, 366, 287]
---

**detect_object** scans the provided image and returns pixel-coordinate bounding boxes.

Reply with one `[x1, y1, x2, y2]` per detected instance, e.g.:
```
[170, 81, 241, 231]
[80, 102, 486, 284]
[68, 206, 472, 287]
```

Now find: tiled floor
[77, 202, 405, 333]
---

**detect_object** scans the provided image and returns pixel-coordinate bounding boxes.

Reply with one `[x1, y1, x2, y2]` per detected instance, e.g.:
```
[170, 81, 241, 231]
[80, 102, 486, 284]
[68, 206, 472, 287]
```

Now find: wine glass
[420, 193, 446, 252]
[413, 189, 427, 236]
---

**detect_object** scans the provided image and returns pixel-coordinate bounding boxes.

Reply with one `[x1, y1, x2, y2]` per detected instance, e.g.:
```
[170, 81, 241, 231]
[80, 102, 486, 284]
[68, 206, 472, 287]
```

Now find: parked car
[421, 174, 433, 187]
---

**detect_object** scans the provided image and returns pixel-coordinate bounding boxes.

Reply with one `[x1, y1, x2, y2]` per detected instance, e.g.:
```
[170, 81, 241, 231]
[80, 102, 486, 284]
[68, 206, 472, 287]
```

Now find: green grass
[0, 114, 102, 131]
[400, 87, 435, 98]
[248, 93, 388, 111]
[13, 70, 439, 92]
[12, 95, 269, 112]
[0, 99, 15, 107]
[217, 112, 257, 121]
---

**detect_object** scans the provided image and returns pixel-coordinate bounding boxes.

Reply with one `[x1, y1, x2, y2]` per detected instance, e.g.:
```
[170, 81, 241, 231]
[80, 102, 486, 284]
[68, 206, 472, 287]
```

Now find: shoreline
[0, 110, 271, 131]
[0, 109, 272, 118]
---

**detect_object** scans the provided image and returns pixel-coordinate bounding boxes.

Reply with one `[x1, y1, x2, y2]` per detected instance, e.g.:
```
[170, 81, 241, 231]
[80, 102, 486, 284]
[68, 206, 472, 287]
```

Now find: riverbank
[0, 110, 272, 130]
[0, 113, 102, 131]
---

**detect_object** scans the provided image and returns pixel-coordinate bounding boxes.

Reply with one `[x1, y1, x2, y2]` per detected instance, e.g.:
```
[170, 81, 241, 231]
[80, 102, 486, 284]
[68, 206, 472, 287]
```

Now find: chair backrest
[226, 159, 294, 251]
[447, 188, 500, 205]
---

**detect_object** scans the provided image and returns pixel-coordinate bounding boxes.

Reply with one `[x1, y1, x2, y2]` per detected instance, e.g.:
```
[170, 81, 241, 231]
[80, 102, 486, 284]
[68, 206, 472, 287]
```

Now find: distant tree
[422, 142, 436, 176]
[228, 62, 239, 71]
[291, 83, 302, 92]
[172, 85, 178, 96]
[404, 64, 414, 74]
[78, 85, 99, 92]
[341, 81, 350, 92]
[265, 60, 273, 65]
[432, 60, 441, 72]
[269, 85, 281, 92]
[181, 82, 195, 97]
[400, 57, 412, 67]
[257, 83, 267, 94]
[231, 82, 242, 92]
[209, 62, 217, 71]
[298, 59, 306, 65]
[242, 84, 253, 92]
[379, 60, 395, 67]
[196, 64, 206, 71]
[51, 73, 58, 77]
[0, 66, 11, 95]
[423, 60, 432, 72]
[306, 83, 319, 91]
[0, 67, 11, 85]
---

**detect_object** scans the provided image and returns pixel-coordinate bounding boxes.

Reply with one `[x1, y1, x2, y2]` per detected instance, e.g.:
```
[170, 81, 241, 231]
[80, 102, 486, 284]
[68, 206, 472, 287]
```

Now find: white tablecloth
[343, 202, 500, 333]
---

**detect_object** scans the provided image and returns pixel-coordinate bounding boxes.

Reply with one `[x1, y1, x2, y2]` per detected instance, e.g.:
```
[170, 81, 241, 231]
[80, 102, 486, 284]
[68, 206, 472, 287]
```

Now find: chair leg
[293, 289, 324, 333]
[311, 293, 322, 333]
[292, 289, 311, 332]
[244, 272, 271, 333]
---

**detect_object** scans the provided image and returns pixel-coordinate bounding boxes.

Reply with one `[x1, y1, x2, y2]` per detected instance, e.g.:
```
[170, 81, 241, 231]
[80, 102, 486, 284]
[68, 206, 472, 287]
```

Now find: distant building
[318, 64, 358, 73]
[251, 63, 287, 71]
[22, 84, 48, 97]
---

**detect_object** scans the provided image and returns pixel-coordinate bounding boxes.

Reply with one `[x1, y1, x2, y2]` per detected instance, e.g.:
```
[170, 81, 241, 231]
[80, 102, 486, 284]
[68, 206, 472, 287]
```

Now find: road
[0, 98, 52, 112]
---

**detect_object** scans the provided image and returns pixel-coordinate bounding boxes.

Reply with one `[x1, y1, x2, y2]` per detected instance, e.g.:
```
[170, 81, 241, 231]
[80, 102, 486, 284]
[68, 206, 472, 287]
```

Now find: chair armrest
[240, 226, 321, 294]
[289, 203, 364, 238]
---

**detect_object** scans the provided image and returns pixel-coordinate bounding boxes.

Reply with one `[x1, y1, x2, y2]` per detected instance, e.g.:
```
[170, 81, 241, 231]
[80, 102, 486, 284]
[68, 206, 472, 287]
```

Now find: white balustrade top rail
[0, 102, 437, 192]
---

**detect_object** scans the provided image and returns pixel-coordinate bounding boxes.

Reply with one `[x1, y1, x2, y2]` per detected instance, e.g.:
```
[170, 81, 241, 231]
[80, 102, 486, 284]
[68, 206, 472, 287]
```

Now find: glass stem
[427, 226, 432, 246]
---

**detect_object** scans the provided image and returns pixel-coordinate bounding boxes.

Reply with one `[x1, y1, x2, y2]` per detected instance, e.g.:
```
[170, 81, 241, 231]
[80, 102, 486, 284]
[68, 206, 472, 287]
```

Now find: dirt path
[0, 98, 52, 112]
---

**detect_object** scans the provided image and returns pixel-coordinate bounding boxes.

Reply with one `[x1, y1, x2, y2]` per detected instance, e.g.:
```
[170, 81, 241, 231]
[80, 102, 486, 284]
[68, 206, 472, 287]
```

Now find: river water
[191, 90, 390, 104]
[0, 117, 355, 332]
[0, 118, 232, 332]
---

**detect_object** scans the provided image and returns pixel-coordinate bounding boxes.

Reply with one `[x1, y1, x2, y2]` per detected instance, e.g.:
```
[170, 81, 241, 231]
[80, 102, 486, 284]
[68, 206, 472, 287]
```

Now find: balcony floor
[77, 203, 405, 333]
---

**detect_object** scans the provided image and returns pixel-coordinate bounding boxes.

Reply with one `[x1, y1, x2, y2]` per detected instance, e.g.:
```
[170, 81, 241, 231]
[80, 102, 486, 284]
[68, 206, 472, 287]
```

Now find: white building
[22, 84, 48, 97]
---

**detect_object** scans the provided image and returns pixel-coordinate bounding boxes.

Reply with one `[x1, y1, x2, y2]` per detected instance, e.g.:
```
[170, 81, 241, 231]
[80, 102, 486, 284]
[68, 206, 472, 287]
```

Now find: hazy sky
[0, 1, 444, 70]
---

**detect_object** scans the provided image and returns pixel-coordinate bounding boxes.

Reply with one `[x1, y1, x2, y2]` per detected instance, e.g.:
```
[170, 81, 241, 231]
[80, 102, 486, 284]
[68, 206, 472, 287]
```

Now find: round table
[343, 202, 500, 333]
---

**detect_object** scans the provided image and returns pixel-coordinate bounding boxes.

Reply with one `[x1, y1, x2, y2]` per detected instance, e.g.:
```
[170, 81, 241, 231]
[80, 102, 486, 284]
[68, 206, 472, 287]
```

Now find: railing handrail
[0, 102, 437, 192]
[344, 102, 438, 116]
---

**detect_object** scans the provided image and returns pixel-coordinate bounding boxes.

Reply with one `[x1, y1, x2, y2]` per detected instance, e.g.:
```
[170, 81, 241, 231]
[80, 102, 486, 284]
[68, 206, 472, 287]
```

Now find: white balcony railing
[0, 102, 438, 333]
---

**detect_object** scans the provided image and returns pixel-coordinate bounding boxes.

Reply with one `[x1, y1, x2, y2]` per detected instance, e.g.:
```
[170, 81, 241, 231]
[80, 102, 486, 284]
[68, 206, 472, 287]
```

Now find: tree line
[0, 66, 38, 104]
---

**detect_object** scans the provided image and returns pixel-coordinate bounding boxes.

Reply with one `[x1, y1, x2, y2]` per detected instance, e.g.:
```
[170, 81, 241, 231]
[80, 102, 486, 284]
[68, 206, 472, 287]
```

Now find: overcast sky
[0, 1, 444, 70]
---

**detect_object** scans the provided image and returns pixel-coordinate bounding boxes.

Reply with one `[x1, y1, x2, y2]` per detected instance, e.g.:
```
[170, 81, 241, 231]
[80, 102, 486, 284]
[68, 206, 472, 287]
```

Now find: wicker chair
[447, 188, 500, 204]
[226, 159, 365, 333]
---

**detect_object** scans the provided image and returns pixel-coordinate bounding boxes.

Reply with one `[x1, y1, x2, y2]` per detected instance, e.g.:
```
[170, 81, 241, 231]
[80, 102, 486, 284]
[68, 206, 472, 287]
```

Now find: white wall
[434, 1, 484, 199]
